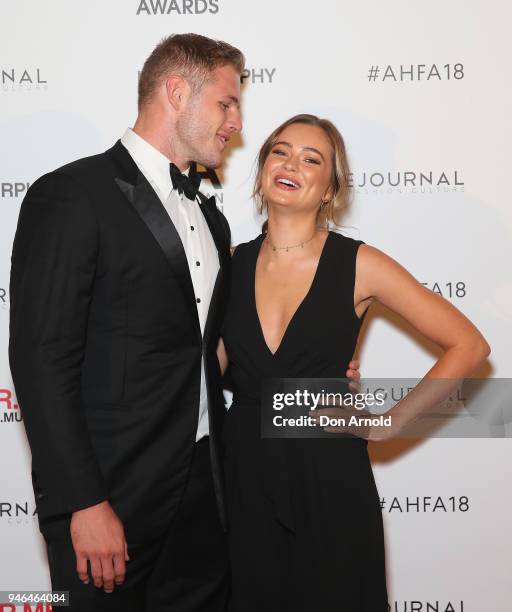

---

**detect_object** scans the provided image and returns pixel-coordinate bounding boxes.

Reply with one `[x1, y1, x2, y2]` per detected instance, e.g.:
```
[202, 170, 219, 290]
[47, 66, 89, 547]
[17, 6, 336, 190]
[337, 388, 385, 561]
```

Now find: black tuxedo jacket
[9, 141, 231, 540]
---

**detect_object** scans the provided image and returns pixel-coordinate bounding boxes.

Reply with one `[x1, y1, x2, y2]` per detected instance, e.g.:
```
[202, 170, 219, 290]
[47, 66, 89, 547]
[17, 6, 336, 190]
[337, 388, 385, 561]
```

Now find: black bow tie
[169, 163, 201, 201]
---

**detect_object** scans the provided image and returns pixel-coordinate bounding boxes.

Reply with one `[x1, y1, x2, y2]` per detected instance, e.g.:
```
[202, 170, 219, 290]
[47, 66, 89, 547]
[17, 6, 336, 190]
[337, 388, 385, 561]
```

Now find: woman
[217, 114, 490, 611]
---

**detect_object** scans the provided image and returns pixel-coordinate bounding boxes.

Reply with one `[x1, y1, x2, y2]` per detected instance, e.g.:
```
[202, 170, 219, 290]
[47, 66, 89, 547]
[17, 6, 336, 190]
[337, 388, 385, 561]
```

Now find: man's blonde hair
[138, 33, 245, 109]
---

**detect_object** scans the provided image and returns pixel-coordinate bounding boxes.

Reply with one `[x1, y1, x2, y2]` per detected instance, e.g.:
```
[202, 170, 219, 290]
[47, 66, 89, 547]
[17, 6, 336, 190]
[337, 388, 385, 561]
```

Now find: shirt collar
[120, 127, 190, 201]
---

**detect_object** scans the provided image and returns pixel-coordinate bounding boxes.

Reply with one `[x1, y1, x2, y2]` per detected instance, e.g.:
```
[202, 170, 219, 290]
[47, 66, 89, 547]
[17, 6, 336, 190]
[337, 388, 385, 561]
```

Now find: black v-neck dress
[221, 231, 388, 611]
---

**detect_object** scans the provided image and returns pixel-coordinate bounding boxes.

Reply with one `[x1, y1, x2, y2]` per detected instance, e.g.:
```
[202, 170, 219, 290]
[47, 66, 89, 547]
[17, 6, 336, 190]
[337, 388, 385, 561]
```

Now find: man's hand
[346, 359, 360, 381]
[70, 500, 129, 592]
[346, 359, 361, 391]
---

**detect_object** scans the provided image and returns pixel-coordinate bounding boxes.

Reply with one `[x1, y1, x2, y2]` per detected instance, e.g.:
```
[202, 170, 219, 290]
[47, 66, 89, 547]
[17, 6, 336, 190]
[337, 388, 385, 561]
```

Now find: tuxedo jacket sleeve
[9, 171, 108, 518]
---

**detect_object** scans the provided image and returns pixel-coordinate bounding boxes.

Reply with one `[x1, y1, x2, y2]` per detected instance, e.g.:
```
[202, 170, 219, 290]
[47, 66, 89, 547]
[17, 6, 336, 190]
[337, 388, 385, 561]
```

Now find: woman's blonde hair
[253, 114, 351, 229]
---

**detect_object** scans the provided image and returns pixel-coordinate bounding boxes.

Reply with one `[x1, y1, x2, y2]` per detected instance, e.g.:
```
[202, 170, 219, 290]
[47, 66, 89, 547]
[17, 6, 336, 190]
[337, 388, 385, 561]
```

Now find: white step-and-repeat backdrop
[1, 1, 511, 610]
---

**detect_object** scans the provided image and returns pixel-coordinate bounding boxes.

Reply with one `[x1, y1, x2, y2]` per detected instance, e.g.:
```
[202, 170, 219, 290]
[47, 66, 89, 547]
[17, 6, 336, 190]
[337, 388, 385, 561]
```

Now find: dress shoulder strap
[325, 232, 366, 314]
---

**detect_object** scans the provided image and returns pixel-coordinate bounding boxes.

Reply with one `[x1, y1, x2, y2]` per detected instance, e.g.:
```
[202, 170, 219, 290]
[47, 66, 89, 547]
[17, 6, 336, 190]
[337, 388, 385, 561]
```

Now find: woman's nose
[283, 155, 298, 171]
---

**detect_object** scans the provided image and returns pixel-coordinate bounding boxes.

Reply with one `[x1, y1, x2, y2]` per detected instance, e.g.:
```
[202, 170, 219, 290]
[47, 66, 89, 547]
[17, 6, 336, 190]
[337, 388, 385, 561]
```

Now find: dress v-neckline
[253, 231, 332, 358]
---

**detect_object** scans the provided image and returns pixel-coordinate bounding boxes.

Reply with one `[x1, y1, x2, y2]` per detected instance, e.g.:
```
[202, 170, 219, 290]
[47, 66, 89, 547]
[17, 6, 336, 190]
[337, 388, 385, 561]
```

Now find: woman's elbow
[466, 334, 491, 366]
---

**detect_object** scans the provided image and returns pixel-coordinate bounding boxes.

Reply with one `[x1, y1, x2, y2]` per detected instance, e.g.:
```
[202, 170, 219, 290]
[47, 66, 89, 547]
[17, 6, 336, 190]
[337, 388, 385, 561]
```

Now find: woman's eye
[304, 158, 320, 165]
[272, 149, 285, 156]
[220, 102, 229, 110]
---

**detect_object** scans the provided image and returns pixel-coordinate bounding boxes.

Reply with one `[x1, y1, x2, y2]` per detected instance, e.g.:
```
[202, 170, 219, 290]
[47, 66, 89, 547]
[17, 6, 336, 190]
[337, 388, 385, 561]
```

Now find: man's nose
[227, 107, 242, 133]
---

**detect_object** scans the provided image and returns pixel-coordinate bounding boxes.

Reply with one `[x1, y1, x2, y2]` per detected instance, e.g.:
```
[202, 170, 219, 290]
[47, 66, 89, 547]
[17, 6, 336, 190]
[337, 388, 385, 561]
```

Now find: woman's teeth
[276, 178, 299, 188]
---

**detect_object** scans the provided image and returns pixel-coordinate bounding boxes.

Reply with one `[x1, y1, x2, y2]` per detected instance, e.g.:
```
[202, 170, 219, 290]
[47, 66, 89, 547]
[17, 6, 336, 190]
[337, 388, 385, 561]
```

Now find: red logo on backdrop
[0, 606, 53, 611]
[0, 389, 18, 410]
[0, 388, 22, 424]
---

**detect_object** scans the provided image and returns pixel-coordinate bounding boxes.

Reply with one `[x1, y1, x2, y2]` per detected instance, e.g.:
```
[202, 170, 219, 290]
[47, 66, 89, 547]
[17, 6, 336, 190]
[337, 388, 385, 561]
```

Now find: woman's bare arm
[323, 244, 492, 440]
[356, 244, 490, 377]
[217, 337, 228, 376]
[216, 245, 237, 377]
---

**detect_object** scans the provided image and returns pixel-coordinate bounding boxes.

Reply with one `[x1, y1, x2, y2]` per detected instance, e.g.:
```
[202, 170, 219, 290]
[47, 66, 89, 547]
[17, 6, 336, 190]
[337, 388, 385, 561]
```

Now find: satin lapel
[197, 194, 230, 269]
[197, 194, 231, 345]
[113, 163, 201, 340]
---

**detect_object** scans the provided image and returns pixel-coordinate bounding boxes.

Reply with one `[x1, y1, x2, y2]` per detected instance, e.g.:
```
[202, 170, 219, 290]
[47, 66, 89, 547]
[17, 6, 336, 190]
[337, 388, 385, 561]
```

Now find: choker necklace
[265, 229, 317, 252]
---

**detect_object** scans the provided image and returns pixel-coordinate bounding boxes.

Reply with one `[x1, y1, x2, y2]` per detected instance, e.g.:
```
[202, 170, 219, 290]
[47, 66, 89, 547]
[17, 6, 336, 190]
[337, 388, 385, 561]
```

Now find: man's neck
[132, 117, 190, 172]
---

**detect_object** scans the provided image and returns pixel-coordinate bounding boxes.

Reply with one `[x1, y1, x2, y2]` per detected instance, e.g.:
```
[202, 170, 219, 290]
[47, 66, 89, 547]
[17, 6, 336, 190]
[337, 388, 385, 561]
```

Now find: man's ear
[165, 75, 189, 111]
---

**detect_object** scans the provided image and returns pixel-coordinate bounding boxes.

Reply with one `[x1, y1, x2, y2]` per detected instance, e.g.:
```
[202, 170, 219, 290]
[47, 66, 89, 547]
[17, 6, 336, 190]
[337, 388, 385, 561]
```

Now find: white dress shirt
[121, 127, 219, 441]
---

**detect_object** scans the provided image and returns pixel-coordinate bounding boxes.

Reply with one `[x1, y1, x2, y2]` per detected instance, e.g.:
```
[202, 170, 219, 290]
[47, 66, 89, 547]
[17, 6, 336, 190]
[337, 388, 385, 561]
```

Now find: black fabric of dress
[221, 231, 388, 612]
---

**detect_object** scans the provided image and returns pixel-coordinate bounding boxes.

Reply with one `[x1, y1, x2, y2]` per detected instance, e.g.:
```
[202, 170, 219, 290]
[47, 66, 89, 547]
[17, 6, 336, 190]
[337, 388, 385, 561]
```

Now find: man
[9, 33, 361, 611]
[9, 33, 243, 611]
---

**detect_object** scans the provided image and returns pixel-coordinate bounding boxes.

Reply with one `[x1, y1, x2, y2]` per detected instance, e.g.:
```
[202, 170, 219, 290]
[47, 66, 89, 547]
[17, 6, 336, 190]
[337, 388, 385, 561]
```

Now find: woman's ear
[322, 186, 334, 204]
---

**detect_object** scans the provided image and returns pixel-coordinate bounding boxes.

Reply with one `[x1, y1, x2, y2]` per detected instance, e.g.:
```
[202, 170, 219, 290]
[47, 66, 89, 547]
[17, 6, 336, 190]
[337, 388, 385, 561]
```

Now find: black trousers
[45, 438, 229, 611]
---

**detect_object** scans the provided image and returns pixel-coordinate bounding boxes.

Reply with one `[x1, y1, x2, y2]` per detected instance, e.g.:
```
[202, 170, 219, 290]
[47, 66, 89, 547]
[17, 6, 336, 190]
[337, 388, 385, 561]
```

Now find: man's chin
[196, 155, 223, 170]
